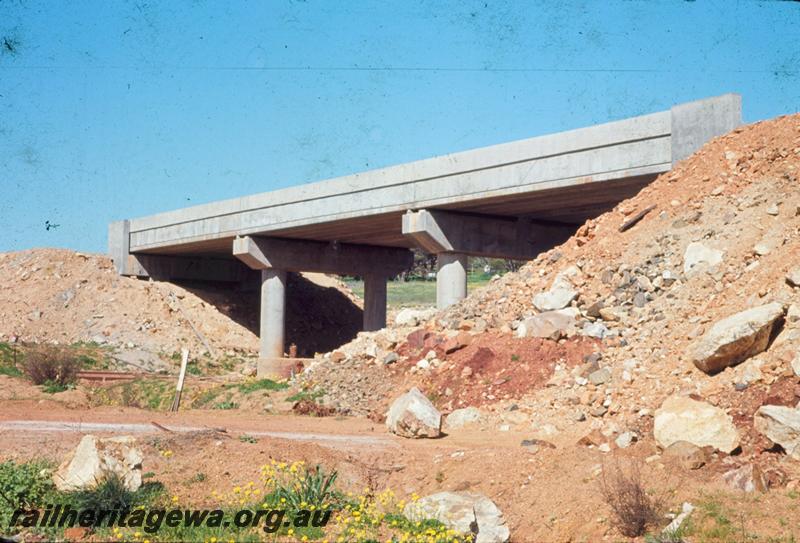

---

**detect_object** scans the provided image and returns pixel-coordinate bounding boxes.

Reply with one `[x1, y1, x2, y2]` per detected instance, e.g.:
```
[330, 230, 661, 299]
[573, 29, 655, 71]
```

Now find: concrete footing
[436, 252, 468, 309]
[260, 269, 287, 359]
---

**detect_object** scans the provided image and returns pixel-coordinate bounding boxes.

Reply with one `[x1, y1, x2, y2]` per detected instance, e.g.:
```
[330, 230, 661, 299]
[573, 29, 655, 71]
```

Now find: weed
[600, 460, 662, 537]
[0, 459, 55, 527]
[286, 388, 324, 403]
[66, 473, 163, 512]
[41, 379, 74, 394]
[268, 464, 342, 509]
[239, 435, 258, 444]
[213, 400, 238, 410]
[188, 472, 206, 483]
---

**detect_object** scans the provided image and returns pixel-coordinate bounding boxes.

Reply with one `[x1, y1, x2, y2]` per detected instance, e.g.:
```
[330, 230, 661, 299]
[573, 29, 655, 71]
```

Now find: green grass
[345, 274, 493, 308]
[236, 378, 288, 394]
[0, 342, 22, 377]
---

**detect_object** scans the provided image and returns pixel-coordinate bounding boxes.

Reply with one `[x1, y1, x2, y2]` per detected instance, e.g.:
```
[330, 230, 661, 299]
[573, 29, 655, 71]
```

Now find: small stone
[446, 407, 482, 429]
[723, 464, 767, 493]
[683, 242, 724, 275]
[662, 440, 710, 470]
[766, 203, 780, 216]
[615, 432, 637, 449]
[383, 352, 399, 365]
[588, 368, 611, 386]
[786, 268, 800, 288]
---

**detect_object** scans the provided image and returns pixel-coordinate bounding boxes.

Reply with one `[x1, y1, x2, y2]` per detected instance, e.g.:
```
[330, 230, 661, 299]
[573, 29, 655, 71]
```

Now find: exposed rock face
[754, 405, 800, 460]
[654, 396, 740, 453]
[386, 387, 442, 438]
[683, 242, 724, 275]
[691, 303, 785, 374]
[516, 308, 578, 340]
[723, 464, 767, 492]
[53, 435, 143, 492]
[404, 491, 509, 543]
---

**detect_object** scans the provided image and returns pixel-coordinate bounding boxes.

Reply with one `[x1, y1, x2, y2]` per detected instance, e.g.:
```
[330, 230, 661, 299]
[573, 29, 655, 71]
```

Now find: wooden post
[170, 348, 189, 412]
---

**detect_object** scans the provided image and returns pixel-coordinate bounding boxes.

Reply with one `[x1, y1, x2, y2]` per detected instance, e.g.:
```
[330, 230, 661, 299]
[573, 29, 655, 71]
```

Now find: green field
[345, 273, 493, 308]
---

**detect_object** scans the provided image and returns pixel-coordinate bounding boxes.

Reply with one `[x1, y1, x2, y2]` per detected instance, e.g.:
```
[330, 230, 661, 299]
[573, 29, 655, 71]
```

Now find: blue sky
[1, 0, 798, 253]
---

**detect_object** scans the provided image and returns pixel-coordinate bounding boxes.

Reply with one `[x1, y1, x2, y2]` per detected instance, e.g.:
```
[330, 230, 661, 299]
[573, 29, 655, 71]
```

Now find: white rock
[754, 405, 800, 460]
[690, 303, 785, 374]
[683, 242, 724, 275]
[792, 353, 800, 377]
[386, 388, 442, 438]
[663, 503, 694, 535]
[654, 396, 740, 453]
[582, 322, 609, 339]
[532, 273, 578, 311]
[404, 491, 510, 543]
[53, 435, 143, 492]
[787, 269, 800, 288]
[517, 308, 579, 339]
[446, 407, 483, 429]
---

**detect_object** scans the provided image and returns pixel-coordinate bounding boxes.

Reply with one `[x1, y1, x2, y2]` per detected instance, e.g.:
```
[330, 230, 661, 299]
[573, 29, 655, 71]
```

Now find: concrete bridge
[109, 93, 741, 361]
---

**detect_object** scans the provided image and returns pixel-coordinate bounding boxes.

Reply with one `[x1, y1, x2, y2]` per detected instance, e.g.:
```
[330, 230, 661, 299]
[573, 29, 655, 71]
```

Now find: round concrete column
[259, 269, 286, 360]
[363, 273, 388, 331]
[436, 252, 468, 309]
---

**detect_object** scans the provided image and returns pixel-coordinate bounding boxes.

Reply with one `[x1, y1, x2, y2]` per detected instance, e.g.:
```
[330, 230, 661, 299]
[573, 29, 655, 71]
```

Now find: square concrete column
[436, 252, 468, 309]
[259, 269, 287, 359]
[363, 273, 388, 331]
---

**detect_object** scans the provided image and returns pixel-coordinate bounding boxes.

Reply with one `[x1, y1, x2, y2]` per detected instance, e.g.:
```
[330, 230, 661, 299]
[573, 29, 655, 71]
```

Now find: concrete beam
[233, 235, 413, 276]
[402, 209, 574, 259]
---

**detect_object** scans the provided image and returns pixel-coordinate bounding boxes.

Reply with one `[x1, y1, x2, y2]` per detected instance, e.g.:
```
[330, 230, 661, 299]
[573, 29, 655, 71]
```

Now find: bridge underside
[108, 94, 742, 375]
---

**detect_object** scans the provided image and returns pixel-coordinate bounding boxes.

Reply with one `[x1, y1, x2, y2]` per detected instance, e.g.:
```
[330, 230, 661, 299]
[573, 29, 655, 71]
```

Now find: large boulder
[690, 303, 785, 374]
[404, 491, 509, 543]
[516, 308, 579, 340]
[53, 435, 143, 492]
[754, 405, 800, 460]
[386, 387, 442, 438]
[654, 396, 740, 453]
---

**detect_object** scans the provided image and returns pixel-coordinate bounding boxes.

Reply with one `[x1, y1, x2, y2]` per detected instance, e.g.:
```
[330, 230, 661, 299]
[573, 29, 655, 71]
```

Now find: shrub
[600, 460, 662, 537]
[23, 346, 80, 387]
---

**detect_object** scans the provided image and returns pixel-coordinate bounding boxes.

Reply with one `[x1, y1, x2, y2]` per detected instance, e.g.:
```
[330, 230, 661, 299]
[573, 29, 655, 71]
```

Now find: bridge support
[363, 273, 388, 331]
[260, 269, 287, 359]
[402, 209, 575, 309]
[233, 236, 413, 369]
[436, 252, 468, 309]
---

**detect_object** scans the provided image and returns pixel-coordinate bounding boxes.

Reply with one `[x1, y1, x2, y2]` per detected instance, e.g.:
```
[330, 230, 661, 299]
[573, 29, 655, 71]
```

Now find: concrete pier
[260, 269, 287, 359]
[436, 253, 468, 309]
[363, 274, 388, 331]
